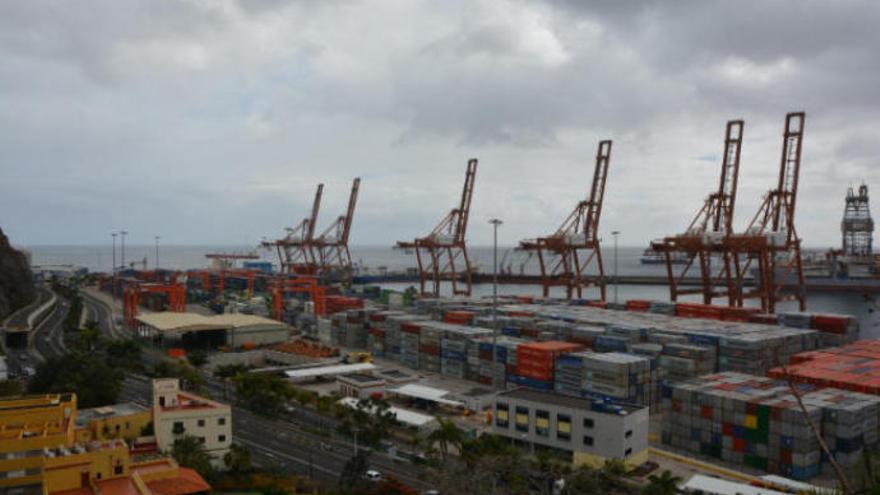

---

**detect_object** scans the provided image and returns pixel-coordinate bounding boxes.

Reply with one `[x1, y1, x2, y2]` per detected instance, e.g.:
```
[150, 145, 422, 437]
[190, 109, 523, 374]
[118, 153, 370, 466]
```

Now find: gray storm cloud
[0, 0, 877, 248]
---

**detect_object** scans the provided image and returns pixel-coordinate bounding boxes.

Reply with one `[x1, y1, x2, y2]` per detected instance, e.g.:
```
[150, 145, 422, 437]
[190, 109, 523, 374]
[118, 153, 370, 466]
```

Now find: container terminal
[8, 111, 880, 493]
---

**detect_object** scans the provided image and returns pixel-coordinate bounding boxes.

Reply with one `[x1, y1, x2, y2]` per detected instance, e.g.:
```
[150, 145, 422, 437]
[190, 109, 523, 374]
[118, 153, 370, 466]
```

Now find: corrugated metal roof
[284, 363, 376, 379]
[682, 475, 788, 495]
[136, 312, 286, 332]
[337, 397, 437, 428]
[387, 384, 464, 407]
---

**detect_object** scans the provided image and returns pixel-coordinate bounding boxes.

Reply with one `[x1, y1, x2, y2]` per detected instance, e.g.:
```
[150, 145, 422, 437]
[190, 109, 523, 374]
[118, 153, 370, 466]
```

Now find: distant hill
[0, 228, 36, 321]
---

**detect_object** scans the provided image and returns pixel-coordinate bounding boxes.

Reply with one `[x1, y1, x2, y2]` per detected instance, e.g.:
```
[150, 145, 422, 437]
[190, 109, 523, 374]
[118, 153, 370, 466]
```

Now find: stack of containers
[441, 325, 492, 379]
[388, 314, 430, 361]
[661, 372, 880, 480]
[659, 343, 717, 382]
[813, 388, 880, 476]
[400, 320, 422, 369]
[419, 321, 445, 373]
[566, 325, 606, 347]
[768, 340, 880, 395]
[555, 351, 654, 406]
[512, 341, 583, 391]
[779, 312, 860, 347]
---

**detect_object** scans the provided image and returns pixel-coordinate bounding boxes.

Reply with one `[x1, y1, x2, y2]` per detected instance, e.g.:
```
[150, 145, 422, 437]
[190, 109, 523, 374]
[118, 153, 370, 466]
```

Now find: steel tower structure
[842, 184, 873, 257]
[397, 160, 477, 297]
[652, 120, 744, 305]
[519, 140, 612, 299]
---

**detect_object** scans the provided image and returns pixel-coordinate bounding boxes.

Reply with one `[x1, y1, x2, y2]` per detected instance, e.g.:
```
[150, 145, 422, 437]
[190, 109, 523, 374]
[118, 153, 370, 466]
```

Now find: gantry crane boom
[519, 140, 612, 299]
[398, 160, 478, 297]
[725, 111, 807, 312]
[262, 183, 324, 275]
[314, 177, 361, 286]
[651, 120, 743, 305]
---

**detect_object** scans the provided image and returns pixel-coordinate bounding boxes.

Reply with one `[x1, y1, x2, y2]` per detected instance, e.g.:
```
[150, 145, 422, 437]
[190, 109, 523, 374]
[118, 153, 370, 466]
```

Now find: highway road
[118, 375, 434, 491]
[81, 290, 120, 340]
[33, 293, 68, 360]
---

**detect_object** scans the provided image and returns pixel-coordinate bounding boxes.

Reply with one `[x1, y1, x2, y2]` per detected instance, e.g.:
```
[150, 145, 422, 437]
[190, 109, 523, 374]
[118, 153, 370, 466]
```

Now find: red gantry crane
[263, 183, 324, 276]
[397, 160, 477, 297]
[651, 120, 744, 305]
[724, 111, 807, 313]
[519, 141, 612, 299]
[314, 178, 361, 286]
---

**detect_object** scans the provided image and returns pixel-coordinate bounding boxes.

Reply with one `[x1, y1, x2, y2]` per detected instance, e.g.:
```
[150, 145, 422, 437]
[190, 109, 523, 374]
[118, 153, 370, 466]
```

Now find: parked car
[365, 469, 382, 482]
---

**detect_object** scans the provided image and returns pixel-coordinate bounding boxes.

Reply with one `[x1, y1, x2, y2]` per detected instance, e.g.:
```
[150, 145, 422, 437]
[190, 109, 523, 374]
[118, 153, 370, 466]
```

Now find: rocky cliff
[0, 228, 36, 321]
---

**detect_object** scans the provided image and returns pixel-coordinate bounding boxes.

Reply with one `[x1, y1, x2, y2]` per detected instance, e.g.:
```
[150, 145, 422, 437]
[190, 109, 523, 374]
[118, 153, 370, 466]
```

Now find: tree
[187, 350, 208, 368]
[339, 450, 371, 492]
[28, 352, 123, 408]
[234, 372, 292, 416]
[426, 418, 466, 462]
[336, 397, 397, 449]
[106, 339, 143, 371]
[171, 435, 215, 480]
[641, 470, 681, 495]
[224, 444, 253, 476]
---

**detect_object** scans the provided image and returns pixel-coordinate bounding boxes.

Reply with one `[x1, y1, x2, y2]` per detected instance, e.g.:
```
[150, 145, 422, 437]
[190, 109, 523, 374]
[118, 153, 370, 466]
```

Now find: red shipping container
[700, 406, 713, 419]
[722, 422, 734, 436]
[419, 344, 440, 355]
[780, 448, 792, 465]
[369, 328, 385, 337]
[401, 323, 421, 334]
[734, 438, 745, 452]
[587, 300, 608, 309]
[813, 315, 850, 335]
[626, 300, 651, 312]
[369, 313, 388, 322]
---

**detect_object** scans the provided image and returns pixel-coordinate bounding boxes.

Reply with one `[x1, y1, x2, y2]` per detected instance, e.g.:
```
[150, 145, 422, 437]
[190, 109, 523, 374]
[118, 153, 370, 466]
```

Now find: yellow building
[74, 403, 152, 443]
[0, 394, 209, 495]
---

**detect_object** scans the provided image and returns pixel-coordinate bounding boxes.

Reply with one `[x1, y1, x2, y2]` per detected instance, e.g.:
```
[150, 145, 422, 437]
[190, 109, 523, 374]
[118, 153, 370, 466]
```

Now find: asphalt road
[3, 286, 49, 327]
[81, 290, 119, 339]
[118, 375, 434, 491]
[33, 294, 68, 360]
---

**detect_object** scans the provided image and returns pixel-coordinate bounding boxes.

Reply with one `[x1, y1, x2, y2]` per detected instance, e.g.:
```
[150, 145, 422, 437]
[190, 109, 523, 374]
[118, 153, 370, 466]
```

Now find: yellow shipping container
[744, 414, 757, 429]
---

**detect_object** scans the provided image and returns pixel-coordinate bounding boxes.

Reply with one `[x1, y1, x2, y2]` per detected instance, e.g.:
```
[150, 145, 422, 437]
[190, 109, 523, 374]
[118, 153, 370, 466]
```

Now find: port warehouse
[134, 312, 289, 348]
[293, 293, 873, 480]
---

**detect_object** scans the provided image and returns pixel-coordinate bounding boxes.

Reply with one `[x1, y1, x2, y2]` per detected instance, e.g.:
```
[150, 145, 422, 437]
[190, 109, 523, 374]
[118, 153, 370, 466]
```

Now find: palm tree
[426, 418, 466, 462]
[642, 470, 681, 495]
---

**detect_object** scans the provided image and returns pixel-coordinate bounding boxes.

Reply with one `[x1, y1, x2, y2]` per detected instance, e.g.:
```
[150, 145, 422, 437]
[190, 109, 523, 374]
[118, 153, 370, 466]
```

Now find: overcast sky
[1, 0, 878, 248]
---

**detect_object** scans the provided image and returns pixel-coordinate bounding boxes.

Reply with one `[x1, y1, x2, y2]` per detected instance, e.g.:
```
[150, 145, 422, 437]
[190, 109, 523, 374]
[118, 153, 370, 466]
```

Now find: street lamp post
[120, 230, 128, 271]
[111, 232, 118, 301]
[155, 236, 161, 270]
[489, 218, 503, 387]
[611, 231, 621, 304]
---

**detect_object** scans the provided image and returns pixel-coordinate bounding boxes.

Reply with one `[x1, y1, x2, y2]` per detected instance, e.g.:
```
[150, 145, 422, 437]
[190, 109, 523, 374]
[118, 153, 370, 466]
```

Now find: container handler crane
[397, 160, 477, 297]
[314, 178, 361, 287]
[651, 120, 744, 305]
[724, 112, 807, 312]
[519, 140, 612, 299]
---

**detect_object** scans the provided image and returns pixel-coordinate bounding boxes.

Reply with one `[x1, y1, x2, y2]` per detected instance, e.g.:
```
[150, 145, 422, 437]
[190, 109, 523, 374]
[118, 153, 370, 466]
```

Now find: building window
[218, 417, 226, 426]
[625, 430, 632, 439]
[198, 437, 206, 444]
[625, 448, 632, 457]
[515, 406, 529, 433]
[583, 418, 594, 429]
[557, 414, 571, 441]
[218, 435, 226, 443]
[198, 419, 205, 427]
[583, 436, 594, 446]
[114, 466, 123, 475]
[172, 422, 185, 435]
[535, 410, 550, 437]
[495, 402, 509, 428]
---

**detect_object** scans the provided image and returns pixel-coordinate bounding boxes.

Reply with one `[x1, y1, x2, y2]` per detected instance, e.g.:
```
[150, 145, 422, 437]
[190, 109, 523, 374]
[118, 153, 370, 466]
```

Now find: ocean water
[28, 244, 880, 337]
